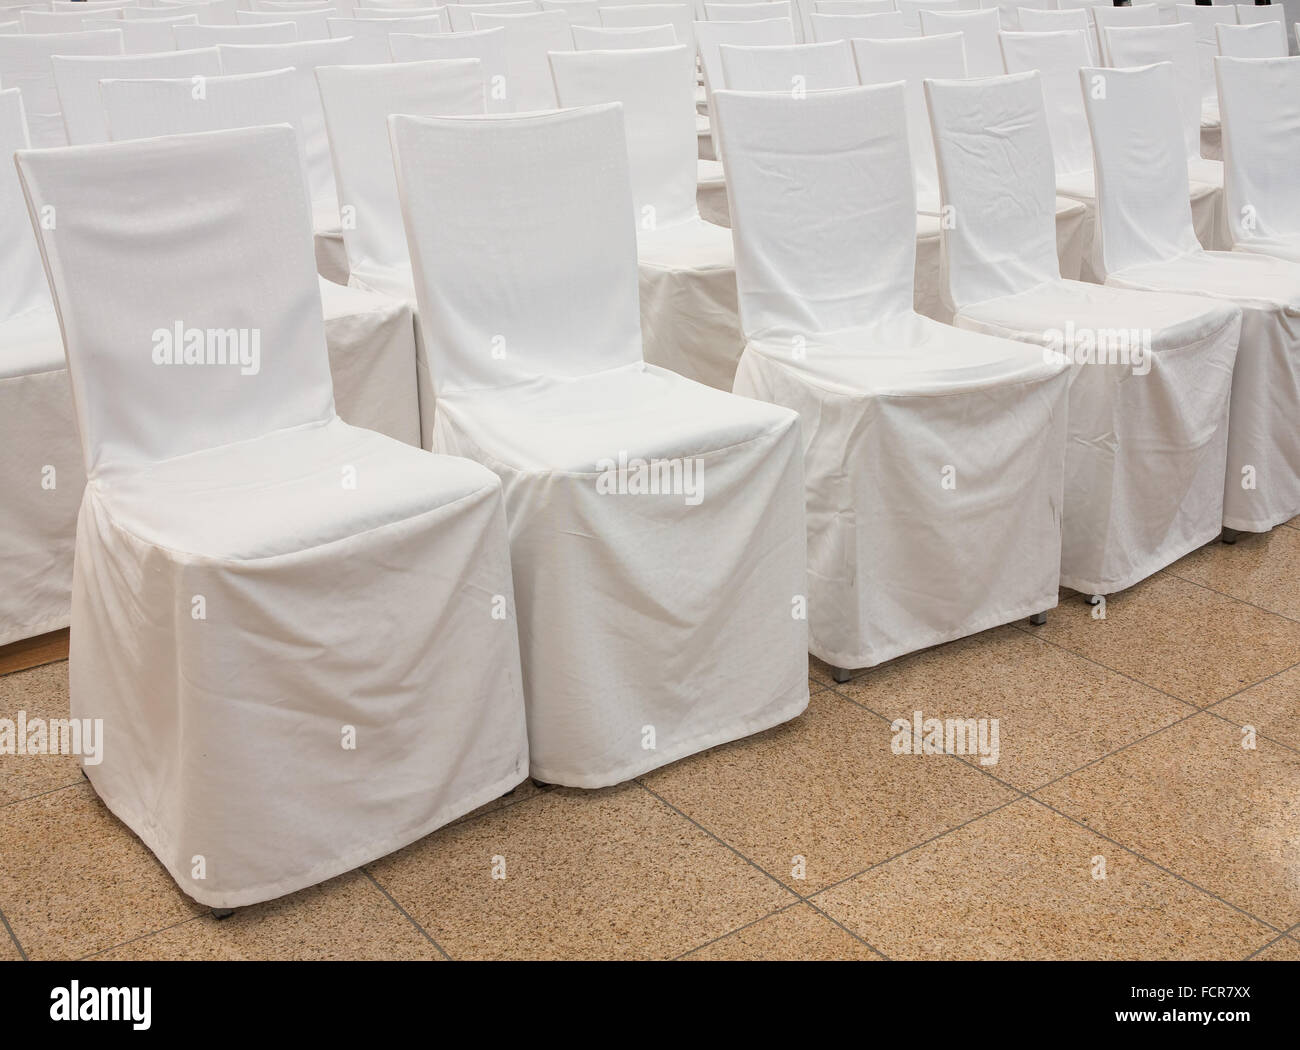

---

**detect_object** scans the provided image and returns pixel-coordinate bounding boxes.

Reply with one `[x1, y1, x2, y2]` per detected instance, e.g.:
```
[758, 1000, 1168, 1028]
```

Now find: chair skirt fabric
[71, 421, 530, 908]
[431, 361, 811, 788]
[697, 159, 728, 227]
[733, 314, 1070, 670]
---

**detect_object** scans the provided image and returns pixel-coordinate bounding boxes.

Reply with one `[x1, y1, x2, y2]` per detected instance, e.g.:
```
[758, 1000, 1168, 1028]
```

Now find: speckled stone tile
[1034, 573, 1300, 705]
[1038, 713, 1300, 929]
[450, 776, 546, 827]
[92, 871, 441, 961]
[0, 782, 203, 959]
[808, 657, 838, 687]
[682, 903, 881, 960]
[836, 626, 1190, 791]
[1284, 516, 1300, 531]
[1251, 935, 1300, 960]
[640, 690, 1014, 893]
[813, 798, 1271, 959]
[1210, 663, 1300, 753]
[0, 662, 83, 806]
[0, 923, 22, 960]
[367, 782, 795, 960]
[1166, 528, 1300, 623]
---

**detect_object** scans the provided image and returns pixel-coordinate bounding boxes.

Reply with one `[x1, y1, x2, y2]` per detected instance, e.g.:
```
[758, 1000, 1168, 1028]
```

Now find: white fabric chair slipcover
[927, 70, 1241, 594]
[238, 8, 335, 38]
[1082, 60, 1300, 533]
[541, 0, 601, 27]
[572, 21, 678, 45]
[469, 9, 571, 107]
[1234, 0, 1290, 55]
[600, 2, 694, 48]
[0, 87, 84, 646]
[1215, 53, 1300, 260]
[156, 0, 239, 25]
[218, 36, 374, 281]
[0, 29, 123, 147]
[695, 14, 793, 161]
[20, 8, 120, 32]
[897, 0, 958, 30]
[83, 12, 195, 52]
[175, 21, 298, 45]
[389, 28, 510, 110]
[990, 0, 1052, 31]
[718, 37, 857, 88]
[920, 7, 1002, 75]
[14, 124, 529, 906]
[815, 0, 894, 14]
[1176, 1, 1237, 156]
[389, 103, 809, 785]
[810, 10, 912, 40]
[327, 13, 451, 42]
[1216, 18, 1286, 56]
[551, 44, 743, 388]
[100, 67, 422, 447]
[52, 47, 221, 144]
[1091, 2, 1159, 65]
[1018, 6, 1099, 61]
[705, 1, 793, 22]
[716, 82, 1068, 669]
[448, 1, 537, 33]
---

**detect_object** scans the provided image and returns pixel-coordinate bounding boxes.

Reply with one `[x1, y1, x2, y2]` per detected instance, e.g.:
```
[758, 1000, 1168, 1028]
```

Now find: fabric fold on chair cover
[390, 104, 810, 787]
[717, 84, 1069, 670]
[15, 125, 529, 907]
[926, 71, 1241, 596]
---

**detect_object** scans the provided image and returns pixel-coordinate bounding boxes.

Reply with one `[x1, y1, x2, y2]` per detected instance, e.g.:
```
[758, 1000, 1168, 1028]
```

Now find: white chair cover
[174, 20, 298, 45]
[389, 28, 510, 110]
[552, 44, 743, 388]
[1215, 53, 1300, 259]
[1083, 60, 1300, 532]
[0, 87, 84, 646]
[718, 38, 857, 88]
[14, 124, 529, 906]
[717, 83, 1069, 667]
[52, 47, 221, 144]
[1216, 18, 1286, 56]
[809, 10, 912, 41]
[238, 8, 335, 37]
[100, 68, 422, 447]
[1018, 6, 1099, 61]
[897, 0, 958, 30]
[928, 70, 1240, 593]
[448, 1, 536, 33]
[469, 10, 572, 108]
[541, 0, 601, 27]
[705, 1, 793, 22]
[815, 0, 894, 13]
[920, 7, 1003, 75]
[83, 12, 195, 52]
[600, 2, 695, 48]
[1176, 0, 1237, 154]
[0, 29, 123, 147]
[389, 103, 809, 785]
[156, 0, 239, 25]
[572, 21, 678, 44]
[1091, 2, 1159, 65]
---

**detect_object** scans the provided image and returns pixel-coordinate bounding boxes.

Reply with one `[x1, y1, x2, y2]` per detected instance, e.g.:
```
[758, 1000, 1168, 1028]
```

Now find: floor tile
[1167, 528, 1300, 622]
[0, 923, 21, 960]
[809, 657, 838, 687]
[836, 626, 1190, 791]
[682, 903, 880, 960]
[1283, 516, 1299, 531]
[0, 662, 82, 806]
[813, 798, 1271, 959]
[641, 690, 1015, 893]
[368, 783, 794, 960]
[93, 872, 441, 961]
[1251, 936, 1300, 961]
[1035, 574, 1300, 705]
[1037, 714, 1300, 929]
[0, 783, 203, 959]
[1211, 663, 1300, 753]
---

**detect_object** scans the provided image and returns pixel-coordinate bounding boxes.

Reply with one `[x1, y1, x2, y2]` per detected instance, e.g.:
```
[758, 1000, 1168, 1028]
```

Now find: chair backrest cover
[1105, 22, 1201, 160]
[810, 10, 911, 40]
[470, 9, 572, 108]
[174, 20, 299, 46]
[1091, 2, 1159, 65]
[600, 3, 694, 48]
[238, 8, 334, 38]
[1175, 1, 1237, 99]
[696, 16, 795, 93]
[447, 1, 536, 33]
[572, 21, 677, 45]
[0, 30, 123, 146]
[1080, 60, 1201, 275]
[920, 8, 1002, 75]
[0, 88, 48, 323]
[14, 125, 335, 477]
[718, 38, 857, 88]
[84, 12, 196, 53]
[388, 104, 643, 392]
[925, 70, 1061, 312]
[389, 28, 509, 109]
[1216, 19, 1286, 58]
[1000, 28, 1094, 177]
[714, 83, 916, 338]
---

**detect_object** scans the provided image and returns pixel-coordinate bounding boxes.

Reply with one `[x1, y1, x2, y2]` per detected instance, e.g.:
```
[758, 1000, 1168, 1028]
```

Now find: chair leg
[530, 777, 552, 789]
[1028, 611, 1047, 626]
[832, 666, 852, 683]
[1221, 527, 1241, 545]
[211, 908, 235, 920]
[1088, 594, 1103, 606]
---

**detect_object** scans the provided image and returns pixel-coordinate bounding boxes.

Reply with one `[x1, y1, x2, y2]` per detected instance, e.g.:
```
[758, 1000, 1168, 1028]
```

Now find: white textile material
[390, 104, 809, 786]
[717, 84, 1069, 669]
[470, 10, 572, 108]
[927, 71, 1240, 595]
[1083, 61, 1300, 533]
[920, 8, 1003, 76]
[14, 125, 529, 907]
[388, 28, 511, 111]
[0, 30, 123, 148]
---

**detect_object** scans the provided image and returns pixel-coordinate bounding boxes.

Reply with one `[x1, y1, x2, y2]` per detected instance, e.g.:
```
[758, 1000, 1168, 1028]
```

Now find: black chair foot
[210, 908, 235, 920]
[831, 666, 852, 683]
[529, 777, 552, 789]
[1028, 611, 1047, 626]
[1088, 594, 1103, 606]
[1221, 527, 1241, 545]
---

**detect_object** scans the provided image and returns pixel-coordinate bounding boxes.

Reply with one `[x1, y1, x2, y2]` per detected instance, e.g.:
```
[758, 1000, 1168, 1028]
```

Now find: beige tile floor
[2, 520, 1300, 960]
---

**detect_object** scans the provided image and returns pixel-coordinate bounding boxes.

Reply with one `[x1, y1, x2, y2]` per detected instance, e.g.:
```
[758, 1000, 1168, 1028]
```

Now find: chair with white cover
[1216, 18, 1286, 57]
[389, 27, 509, 110]
[219, 36, 374, 280]
[52, 47, 221, 144]
[389, 103, 810, 785]
[20, 8, 122, 32]
[14, 124, 529, 909]
[0, 88, 84, 647]
[155, 0, 239, 24]
[99, 68, 423, 448]
[694, 15, 794, 156]
[239, 8, 335, 37]
[315, 59, 484, 444]
[551, 44, 743, 389]
[919, 7, 1002, 75]
[715, 82, 1068, 674]
[1216, 53, 1300, 261]
[174, 20, 299, 45]
[1090, 2, 1159, 65]
[897, 0, 958, 30]
[1175, 2, 1237, 158]
[0, 29, 123, 147]
[83, 12, 195, 52]
[448, 1, 536, 32]
[718, 37, 856, 89]
[1234, 0, 1290, 55]
[815, 0, 894, 13]
[573, 21, 677, 44]
[470, 9, 571, 107]
[704, 1, 792, 21]
[600, 2, 694, 48]
[926, 70, 1241, 595]
[327, 12, 450, 45]
[541, 0, 601, 26]
[1104, 23, 1228, 246]
[987, 0, 1051, 31]
[810, 10, 912, 40]
[1018, 6, 1099, 61]
[1082, 60, 1300, 534]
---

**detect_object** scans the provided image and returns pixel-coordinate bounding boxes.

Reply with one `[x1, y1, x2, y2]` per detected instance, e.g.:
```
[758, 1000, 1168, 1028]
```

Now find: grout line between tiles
[80, 914, 204, 961]
[361, 868, 451, 961]
[672, 900, 804, 960]
[1160, 565, 1300, 626]
[0, 906, 27, 961]
[0, 777, 89, 812]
